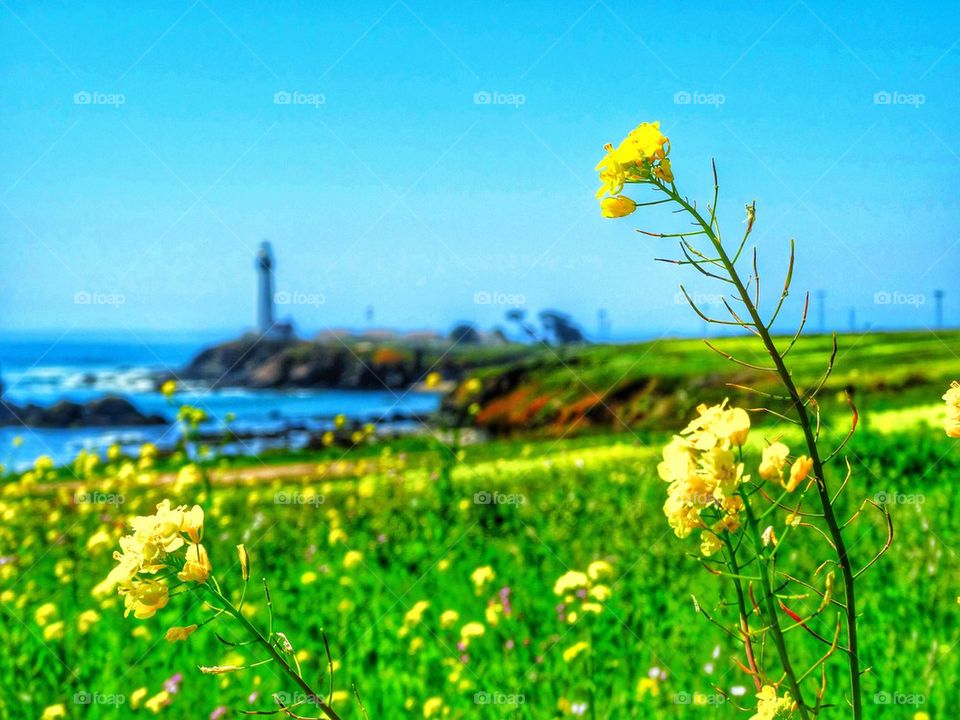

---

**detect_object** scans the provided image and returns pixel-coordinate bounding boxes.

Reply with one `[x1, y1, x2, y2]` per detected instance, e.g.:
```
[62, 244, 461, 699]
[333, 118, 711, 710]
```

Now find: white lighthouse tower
[255, 241, 295, 340]
[256, 240, 275, 332]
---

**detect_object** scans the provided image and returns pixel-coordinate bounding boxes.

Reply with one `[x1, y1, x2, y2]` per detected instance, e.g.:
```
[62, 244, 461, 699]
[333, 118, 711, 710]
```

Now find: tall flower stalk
[597, 121, 891, 719]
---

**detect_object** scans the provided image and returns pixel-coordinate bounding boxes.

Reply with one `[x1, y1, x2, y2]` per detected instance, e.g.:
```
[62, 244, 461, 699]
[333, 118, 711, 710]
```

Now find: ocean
[0, 334, 440, 469]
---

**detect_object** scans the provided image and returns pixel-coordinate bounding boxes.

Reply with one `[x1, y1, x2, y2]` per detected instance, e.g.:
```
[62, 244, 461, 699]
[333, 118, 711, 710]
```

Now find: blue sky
[1, 0, 958, 340]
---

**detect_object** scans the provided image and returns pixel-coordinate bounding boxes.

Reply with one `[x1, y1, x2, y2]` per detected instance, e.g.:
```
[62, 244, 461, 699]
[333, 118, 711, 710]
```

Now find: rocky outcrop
[0, 396, 167, 428]
[172, 336, 424, 390]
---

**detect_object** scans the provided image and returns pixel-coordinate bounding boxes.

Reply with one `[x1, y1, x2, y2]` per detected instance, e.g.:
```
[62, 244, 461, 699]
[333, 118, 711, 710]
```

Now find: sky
[1, 0, 959, 341]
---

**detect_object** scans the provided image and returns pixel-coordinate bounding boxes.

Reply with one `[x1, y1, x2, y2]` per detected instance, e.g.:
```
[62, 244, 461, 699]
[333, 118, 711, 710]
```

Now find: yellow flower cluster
[944, 381, 960, 437]
[658, 401, 750, 554]
[750, 684, 797, 719]
[102, 499, 210, 619]
[552, 561, 613, 623]
[595, 121, 672, 217]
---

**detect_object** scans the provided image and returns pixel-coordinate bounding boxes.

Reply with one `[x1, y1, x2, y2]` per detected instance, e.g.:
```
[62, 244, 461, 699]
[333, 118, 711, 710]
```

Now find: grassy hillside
[453, 330, 960, 435]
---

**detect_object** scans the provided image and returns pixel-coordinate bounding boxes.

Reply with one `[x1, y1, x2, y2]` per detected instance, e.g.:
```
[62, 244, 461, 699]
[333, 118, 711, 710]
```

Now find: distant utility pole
[816, 290, 826, 333]
[365, 305, 374, 326]
[934, 290, 945, 328]
[598, 308, 609, 341]
[848, 307, 857, 333]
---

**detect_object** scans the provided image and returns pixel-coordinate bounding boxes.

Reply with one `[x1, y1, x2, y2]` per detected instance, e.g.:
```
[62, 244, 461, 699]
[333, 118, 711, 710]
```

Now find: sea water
[0, 333, 440, 469]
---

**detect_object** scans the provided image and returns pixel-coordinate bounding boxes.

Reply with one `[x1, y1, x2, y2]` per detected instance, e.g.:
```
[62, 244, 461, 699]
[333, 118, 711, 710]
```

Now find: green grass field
[2, 332, 958, 719]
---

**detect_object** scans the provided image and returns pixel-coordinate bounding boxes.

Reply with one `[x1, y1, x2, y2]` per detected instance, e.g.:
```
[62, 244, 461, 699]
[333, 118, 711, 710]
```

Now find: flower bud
[600, 195, 638, 218]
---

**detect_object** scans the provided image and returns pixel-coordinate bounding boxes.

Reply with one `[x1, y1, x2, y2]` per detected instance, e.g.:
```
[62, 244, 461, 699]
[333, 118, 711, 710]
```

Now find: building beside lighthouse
[255, 240, 296, 340]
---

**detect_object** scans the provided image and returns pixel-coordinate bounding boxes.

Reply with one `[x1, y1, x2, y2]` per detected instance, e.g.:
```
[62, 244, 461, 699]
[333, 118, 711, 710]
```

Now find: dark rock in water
[0, 396, 167, 429]
[177, 337, 300, 387]
[33, 399, 84, 426]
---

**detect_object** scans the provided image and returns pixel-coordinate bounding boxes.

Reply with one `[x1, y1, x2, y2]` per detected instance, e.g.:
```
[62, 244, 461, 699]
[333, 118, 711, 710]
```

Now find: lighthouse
[254, 242, 296, 341]
[255, 240, 275, 332]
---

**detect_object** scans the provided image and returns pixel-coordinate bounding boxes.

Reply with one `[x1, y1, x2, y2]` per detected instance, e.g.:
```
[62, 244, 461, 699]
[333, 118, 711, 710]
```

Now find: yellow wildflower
[160, 379, 176, 398]
[595, 121, 670, 199]
[41, 705, 66, 720]
[700, 530, 723, 557]
[165, 624, 198, 642]
[562, 641, 590, 663]
[553, 570, 588, 595]
[787, 456, 813, 492]
[589, 584, 611, 602]
[145, 690, 171, 712]
[35, 602, 57, 626]
[759, 442, 790, 483]
[943, 381, 960, 437]
[440, 609, 460, 628]
[178, 543, 211, 583]
[404, 600, 430, 626]
[470, 565, 495, 590]
[130, 688, 148, 709]
[587, 560, 613, 580]
[750, 684, 796, 720]
[423, 697, 444, 718]
[77, 609, 100, 633]
[654, 156, 674, 182]
[43, 621, 65, 641]
[637, 677, 660, 699]
[120, 578, 169, 619]
[459, 622, 485, 646]
[343, 550, 363, 569]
